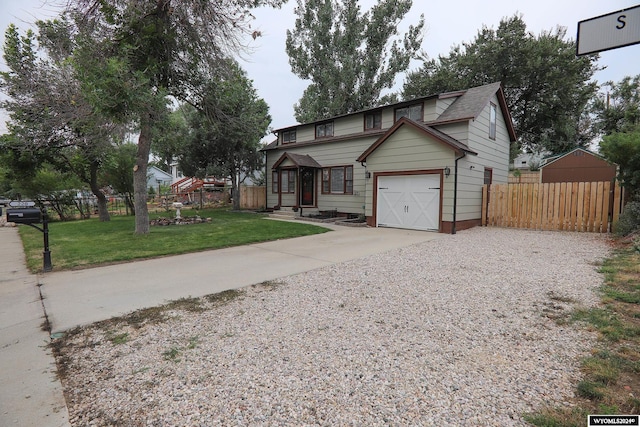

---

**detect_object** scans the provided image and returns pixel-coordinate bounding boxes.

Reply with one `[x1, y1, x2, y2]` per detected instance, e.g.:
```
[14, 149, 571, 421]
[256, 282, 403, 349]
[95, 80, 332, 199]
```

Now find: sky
[0, 0, 639, 137]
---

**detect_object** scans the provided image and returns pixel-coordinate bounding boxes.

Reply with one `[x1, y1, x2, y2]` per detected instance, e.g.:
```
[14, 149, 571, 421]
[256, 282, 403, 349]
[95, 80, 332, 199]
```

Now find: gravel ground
[56, 227, 610, 426]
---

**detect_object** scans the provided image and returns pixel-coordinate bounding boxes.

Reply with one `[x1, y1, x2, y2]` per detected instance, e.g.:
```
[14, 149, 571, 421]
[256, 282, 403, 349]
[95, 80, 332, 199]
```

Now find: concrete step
[269, 209, 297, 220]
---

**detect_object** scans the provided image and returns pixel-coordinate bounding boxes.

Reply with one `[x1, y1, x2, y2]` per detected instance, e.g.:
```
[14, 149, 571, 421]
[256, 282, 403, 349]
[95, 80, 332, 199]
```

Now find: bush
[615, 201, 640, 236]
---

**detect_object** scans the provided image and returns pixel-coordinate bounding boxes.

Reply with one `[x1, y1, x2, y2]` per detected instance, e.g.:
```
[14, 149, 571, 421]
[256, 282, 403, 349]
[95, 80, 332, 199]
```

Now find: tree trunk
[231, 169, 241, 211]
[134, 112, 152, 234]
[89, 160, 110, 222]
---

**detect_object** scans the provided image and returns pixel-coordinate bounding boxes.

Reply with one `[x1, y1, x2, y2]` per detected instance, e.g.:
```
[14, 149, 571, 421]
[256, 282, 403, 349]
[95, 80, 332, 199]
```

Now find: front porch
[272, 153, 322, 211]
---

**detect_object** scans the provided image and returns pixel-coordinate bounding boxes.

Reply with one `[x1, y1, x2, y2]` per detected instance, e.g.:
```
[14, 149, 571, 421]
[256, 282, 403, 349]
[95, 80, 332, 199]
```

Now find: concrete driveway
[40, 221, 443, 333]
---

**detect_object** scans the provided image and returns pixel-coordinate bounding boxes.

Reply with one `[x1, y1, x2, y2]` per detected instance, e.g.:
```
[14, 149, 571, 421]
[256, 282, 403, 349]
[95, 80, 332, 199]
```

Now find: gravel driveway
[56, 227, 609, 426]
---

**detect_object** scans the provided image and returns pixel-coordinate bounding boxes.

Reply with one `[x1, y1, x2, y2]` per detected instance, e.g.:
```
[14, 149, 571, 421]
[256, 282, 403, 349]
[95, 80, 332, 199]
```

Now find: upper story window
[365, 111, 382, 130]
[315, 122, 334, 138]
[395, 104, 422, 122]
[282, 130, 296, 144]
[489, 103, 497, 140]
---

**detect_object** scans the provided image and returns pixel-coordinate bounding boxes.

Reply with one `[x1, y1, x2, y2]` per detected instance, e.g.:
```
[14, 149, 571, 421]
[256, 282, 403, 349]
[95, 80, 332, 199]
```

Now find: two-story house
[263, 82, 516, 233]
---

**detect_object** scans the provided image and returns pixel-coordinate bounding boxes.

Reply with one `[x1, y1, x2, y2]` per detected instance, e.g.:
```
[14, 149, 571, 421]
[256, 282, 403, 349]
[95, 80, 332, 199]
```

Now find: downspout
[452, 151, 467, 235]
[360, 161, 367, 221]
[264, 150, 268, 211]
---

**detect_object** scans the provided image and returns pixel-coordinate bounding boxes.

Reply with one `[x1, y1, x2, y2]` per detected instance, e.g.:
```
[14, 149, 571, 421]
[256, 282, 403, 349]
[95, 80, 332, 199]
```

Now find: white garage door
[377, 174, 440, 231]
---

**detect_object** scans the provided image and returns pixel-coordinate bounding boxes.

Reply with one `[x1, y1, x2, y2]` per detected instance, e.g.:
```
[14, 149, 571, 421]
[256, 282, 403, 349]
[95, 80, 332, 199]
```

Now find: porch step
[269, 209, 298, 220]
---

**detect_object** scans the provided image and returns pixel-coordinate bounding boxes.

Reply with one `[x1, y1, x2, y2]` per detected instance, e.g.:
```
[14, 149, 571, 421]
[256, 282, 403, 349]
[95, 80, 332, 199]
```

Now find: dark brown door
[301, 168, 315, 206]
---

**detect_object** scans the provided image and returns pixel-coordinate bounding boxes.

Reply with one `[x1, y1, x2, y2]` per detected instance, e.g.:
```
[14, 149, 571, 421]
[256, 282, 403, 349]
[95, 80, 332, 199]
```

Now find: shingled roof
[429, 82, 517, 142]
[272, 152, 322, 169]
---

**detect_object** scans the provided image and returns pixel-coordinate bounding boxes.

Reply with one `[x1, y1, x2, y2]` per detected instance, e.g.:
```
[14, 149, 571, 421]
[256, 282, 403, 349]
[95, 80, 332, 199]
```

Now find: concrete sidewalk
[0, 226, 70, 427]
[1, 219, 442, 426]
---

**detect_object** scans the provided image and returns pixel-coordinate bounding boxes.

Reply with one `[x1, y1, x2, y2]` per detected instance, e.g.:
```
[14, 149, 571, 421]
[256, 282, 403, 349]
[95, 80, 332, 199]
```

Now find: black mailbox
[6, 208, 42, 225]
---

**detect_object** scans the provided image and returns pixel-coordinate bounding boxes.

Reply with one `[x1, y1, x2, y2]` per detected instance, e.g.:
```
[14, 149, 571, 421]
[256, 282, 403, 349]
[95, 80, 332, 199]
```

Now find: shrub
[615, 201, 640, 236]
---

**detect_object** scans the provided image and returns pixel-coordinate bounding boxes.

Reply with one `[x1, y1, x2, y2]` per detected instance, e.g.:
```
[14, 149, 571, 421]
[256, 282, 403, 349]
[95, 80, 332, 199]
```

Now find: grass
[17, 207, 329, 272]
[526, 243, 640, 426]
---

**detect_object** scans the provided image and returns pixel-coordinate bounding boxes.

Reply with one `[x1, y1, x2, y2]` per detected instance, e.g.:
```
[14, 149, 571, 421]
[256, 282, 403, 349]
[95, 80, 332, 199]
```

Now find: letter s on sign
[616, 14, 627, 29]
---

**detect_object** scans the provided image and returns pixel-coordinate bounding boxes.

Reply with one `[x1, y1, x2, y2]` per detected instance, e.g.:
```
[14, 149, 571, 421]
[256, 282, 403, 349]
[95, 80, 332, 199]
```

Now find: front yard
[17, 208, 328, 272]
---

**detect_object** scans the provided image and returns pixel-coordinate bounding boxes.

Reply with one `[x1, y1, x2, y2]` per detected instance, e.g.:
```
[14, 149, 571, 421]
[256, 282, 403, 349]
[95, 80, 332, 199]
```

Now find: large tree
[70, 0, 285, 234]
[592, 75, 640, 136]
[403, 14, 600, 156]
[1, 19, 121, 221]
[180, 61, 270, 211]
[286, 0, 424, 123]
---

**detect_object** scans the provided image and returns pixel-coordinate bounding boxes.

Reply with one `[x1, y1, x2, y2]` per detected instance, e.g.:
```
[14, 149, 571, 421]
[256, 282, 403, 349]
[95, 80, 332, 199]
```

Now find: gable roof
[357, 117, 477, 163]
[147, 165, 172, 180]
[272, 152, 322, 169]
[428, 82, 517, 142]
[270, 82, 517, 145]
[540, 148, 617, 169]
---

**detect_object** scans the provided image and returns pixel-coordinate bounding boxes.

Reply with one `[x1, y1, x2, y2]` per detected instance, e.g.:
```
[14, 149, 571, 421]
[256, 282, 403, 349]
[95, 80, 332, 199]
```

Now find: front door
[300, 168, 315, 206]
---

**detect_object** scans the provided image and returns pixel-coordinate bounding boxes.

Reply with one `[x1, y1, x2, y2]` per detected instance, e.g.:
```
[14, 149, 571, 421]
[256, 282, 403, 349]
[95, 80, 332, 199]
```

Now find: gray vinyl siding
[363, 126, 455, 221]
[423, 101, 437, 122]
[334, 114, 364, 136]
[450, 94, 511, 221]
[268, 89, 512, 227]
[435, 97, 456, 116]
[432, 122, 469, 144]
[266, 136, 378, 214]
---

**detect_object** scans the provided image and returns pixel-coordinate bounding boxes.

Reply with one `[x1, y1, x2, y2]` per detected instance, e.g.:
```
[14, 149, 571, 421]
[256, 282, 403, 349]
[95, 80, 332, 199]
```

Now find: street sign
[577, 4, 640, 56]
[9, 200, 36, 208]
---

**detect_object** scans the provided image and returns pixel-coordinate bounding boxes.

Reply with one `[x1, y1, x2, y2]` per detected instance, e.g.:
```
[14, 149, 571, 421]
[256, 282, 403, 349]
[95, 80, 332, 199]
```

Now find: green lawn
[18, 208, 329, 272]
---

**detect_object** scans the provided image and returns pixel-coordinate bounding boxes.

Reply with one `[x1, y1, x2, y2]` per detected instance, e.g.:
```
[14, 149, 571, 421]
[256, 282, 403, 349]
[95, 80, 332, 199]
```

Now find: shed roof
[540, 148, 617, 169]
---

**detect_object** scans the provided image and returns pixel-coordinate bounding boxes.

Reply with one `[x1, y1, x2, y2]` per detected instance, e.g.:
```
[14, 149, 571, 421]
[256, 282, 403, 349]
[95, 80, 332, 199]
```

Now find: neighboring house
[263, 82, 516, 233]
[169, 160, 185, 184]
[147, 166, 173, 192]
[511, 151, 547, 170]
[540, 148, 617, 183]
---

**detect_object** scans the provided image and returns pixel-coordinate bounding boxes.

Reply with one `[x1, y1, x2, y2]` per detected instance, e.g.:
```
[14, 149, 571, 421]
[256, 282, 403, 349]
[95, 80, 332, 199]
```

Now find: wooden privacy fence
[482, 181, 625, 233]
[240, 186, 266, 210]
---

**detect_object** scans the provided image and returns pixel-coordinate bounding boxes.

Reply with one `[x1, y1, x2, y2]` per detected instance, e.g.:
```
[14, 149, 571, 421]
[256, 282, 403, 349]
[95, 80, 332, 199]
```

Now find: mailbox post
[6, 206, 52, 272]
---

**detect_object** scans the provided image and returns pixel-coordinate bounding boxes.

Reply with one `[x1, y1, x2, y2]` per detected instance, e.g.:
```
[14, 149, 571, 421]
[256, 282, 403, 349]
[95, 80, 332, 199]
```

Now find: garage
[376, 174, 441, 231]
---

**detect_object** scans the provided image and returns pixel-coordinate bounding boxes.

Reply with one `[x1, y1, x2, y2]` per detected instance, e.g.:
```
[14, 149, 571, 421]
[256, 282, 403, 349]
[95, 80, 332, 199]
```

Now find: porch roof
[272, 152, 322, 169]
